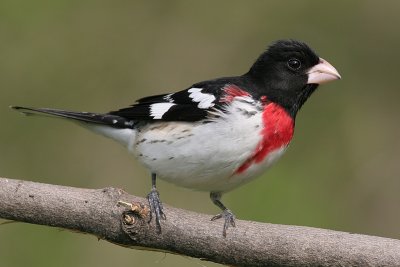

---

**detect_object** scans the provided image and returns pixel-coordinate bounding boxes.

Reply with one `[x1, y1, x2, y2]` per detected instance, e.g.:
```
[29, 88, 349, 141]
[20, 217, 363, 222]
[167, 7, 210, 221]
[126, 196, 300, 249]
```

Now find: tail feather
[11, 106, 135, 129]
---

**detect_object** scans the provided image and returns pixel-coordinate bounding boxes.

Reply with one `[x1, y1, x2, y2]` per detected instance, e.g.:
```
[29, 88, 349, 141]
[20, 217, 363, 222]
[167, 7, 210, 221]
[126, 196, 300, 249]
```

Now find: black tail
[11, 106, 135, 129]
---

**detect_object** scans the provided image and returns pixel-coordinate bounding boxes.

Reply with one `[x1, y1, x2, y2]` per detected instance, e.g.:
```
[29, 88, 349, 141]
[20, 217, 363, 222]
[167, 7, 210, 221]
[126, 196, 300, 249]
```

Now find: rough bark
[0, 177, 399, 266]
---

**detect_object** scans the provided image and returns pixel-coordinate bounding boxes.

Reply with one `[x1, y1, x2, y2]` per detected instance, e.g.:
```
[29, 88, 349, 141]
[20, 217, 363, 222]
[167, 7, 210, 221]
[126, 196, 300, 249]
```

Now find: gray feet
[147, 187, 166, 234]
[210, 192, 236, 237]
[211, 209, 236, 237]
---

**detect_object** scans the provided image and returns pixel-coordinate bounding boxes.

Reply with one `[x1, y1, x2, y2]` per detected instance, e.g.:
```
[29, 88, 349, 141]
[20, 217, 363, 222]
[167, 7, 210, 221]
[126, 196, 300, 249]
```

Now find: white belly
[131, 99, 289, 192]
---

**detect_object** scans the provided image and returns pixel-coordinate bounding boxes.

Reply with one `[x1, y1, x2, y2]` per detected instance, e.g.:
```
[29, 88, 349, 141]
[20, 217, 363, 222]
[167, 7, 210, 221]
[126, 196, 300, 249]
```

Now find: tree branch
[1, 177, 399, 266]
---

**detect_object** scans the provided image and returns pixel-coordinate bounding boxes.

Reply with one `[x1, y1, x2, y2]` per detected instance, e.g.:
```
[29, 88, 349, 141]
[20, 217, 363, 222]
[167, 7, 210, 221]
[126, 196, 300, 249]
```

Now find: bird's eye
[287, 58, 301, 70]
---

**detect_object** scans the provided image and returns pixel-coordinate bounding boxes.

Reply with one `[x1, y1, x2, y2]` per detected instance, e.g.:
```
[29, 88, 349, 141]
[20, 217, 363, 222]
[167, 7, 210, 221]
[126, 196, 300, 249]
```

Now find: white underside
[86, 98, 288, 192]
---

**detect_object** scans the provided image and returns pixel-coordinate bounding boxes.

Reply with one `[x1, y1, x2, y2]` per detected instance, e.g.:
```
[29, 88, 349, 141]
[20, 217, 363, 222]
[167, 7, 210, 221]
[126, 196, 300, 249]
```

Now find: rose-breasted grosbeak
[12, 40, 340, 237]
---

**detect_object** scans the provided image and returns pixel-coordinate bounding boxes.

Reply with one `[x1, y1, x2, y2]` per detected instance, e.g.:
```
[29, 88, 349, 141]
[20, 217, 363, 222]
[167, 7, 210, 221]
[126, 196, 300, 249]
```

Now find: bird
[12, 39, 341, 237]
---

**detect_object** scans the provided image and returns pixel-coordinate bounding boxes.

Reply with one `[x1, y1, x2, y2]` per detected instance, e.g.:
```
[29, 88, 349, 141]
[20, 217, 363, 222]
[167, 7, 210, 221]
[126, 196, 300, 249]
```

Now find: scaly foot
[147, 188, 166, 233]
[211, 209, 236, 237]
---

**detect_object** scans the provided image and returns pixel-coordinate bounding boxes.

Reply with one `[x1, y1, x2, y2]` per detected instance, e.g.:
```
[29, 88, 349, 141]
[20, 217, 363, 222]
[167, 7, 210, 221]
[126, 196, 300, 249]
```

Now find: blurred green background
[1, 0, 400, 266]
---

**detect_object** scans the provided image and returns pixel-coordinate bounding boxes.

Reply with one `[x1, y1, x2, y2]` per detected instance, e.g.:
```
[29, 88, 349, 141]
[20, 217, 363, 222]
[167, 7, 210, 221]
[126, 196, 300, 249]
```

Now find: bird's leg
[210, 192, 236, 237]
[147, 173, 166, 233]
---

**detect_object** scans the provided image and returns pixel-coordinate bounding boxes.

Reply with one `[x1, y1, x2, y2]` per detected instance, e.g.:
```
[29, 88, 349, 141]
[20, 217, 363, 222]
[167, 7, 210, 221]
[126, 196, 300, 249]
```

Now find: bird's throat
[289, 84, 319, 118]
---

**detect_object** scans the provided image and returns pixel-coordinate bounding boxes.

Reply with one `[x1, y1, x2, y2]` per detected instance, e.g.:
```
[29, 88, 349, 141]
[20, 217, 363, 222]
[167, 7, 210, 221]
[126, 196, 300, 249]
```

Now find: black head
[246, 40, 340, 118]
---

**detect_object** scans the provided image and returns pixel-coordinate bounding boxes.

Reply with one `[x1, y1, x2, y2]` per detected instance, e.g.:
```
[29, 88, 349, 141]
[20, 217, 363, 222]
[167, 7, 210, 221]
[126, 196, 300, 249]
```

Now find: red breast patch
[236, 102, 294, 174]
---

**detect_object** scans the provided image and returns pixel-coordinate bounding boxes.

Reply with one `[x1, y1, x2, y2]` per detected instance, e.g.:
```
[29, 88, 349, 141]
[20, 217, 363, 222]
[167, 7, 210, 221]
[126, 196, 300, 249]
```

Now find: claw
[147, 188, 166, 233]
[211, 209, 236, 237]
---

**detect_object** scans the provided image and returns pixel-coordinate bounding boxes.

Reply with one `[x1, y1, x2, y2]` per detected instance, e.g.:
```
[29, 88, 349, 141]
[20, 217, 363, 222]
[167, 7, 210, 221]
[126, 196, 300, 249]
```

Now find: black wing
[109, 92, 206, 121]
[12, 79, 254, 126]
[108, 77, 254, 122]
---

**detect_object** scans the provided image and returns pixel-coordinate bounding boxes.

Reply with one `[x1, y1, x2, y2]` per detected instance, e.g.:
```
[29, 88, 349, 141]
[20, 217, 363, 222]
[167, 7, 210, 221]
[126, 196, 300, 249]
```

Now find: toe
[146, 189, 166, 230]
[211, 213, 222, 221]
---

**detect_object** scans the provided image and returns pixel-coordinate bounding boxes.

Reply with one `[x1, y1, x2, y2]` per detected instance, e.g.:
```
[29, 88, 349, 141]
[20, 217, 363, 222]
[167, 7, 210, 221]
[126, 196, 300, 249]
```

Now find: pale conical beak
[307, 58, 341, 85]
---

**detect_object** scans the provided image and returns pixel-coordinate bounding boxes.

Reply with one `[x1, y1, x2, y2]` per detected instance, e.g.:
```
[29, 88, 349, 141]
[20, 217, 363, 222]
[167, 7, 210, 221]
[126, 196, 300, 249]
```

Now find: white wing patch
[188, 88, 216, 109]
[163, 93, 174, 102]
[150, 103, 176, 119]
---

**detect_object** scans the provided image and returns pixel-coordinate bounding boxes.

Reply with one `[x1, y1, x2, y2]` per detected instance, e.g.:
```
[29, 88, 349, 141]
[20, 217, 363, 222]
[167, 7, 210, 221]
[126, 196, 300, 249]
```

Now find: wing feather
[108, 81, 255, 122]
